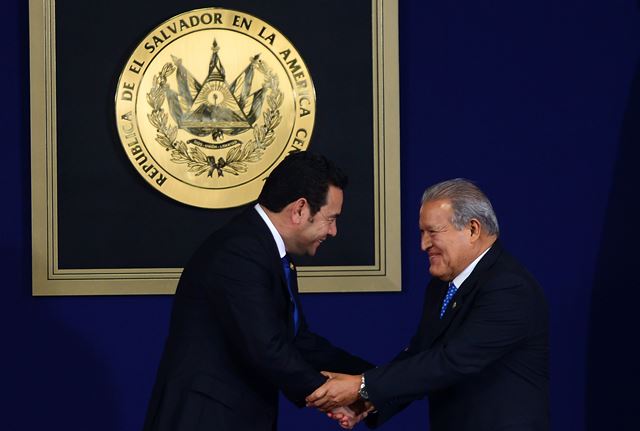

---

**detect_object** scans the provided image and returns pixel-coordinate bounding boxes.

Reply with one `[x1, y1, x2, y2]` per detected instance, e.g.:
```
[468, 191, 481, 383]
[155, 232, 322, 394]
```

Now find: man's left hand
[328, 405, 368, 429]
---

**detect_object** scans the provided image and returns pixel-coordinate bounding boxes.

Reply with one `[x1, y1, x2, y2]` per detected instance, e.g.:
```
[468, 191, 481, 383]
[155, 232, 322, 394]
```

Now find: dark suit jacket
[143, 208, 371, 431]
[365, 240, 549, 431]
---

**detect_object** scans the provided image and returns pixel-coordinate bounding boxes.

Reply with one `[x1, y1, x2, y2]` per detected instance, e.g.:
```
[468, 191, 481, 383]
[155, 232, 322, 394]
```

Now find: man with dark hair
[258, 150, 349, 215]
[143, 151, 372, 431]
[307, 179, 549, 431]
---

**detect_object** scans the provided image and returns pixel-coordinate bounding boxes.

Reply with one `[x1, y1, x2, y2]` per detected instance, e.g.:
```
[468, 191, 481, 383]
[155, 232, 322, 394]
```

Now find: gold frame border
[29, 0, 401, 295]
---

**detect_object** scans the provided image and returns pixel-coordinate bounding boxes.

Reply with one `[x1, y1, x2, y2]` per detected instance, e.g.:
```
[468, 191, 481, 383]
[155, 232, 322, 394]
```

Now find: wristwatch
[358, 374, 369, 400]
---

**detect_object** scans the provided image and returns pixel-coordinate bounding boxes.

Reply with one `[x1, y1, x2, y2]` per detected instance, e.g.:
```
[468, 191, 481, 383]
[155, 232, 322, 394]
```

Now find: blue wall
[3, 0, 639, 429]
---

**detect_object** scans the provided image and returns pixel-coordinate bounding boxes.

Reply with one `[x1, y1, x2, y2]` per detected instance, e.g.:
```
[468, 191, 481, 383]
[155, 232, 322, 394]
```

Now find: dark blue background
[3, 0, 639, 429]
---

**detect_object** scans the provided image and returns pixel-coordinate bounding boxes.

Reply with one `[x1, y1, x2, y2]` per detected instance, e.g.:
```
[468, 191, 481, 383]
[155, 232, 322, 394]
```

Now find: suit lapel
[419, 279, 449, 349]
[423, 240, 504, 348]
[245, 208, 297, 336]
[453, 239, 503, 309]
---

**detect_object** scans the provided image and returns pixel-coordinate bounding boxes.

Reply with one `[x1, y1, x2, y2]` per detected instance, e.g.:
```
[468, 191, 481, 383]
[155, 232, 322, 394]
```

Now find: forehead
[419, 199, 453, 225]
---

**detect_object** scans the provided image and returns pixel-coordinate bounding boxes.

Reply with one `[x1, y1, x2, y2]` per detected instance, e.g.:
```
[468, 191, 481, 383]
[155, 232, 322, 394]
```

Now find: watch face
[359, 386, 369, 400]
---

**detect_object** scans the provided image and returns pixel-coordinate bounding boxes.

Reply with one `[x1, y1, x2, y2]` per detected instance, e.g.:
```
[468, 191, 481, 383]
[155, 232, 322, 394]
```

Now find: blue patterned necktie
[281, 254, 299, 334]
[439, 282, 458, 319]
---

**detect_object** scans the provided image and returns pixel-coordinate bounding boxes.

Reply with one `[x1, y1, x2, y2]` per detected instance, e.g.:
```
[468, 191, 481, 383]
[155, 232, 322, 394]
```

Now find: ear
[289, 198, 308, 225]
[468, 219, 482, 242]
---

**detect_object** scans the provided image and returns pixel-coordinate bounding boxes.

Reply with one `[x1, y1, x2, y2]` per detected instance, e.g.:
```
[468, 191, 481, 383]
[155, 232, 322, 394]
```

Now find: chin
[429, 267, 447, 280]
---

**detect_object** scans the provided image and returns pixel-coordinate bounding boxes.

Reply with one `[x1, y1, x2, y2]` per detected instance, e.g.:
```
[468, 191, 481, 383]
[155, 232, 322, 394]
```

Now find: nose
[328, 221, 337, 237]
[421, 232, 431, 251]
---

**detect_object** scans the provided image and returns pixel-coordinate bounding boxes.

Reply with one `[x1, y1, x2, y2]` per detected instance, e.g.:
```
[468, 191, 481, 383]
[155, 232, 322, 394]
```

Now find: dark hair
[258, 151, 348, 214]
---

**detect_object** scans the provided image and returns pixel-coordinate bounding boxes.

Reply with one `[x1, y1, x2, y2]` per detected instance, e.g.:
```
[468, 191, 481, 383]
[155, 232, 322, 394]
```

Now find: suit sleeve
[200, 236, 325, 405]
[364, 317, 428, 427]
[365, 273, 536, 420]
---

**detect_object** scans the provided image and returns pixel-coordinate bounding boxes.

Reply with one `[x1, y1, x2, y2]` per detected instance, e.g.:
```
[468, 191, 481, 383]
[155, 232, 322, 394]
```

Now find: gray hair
[421, 178, 500, 236]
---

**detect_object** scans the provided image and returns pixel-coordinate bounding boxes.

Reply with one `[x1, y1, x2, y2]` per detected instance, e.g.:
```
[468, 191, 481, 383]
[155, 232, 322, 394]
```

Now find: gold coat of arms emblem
[115, 8, 315, 208]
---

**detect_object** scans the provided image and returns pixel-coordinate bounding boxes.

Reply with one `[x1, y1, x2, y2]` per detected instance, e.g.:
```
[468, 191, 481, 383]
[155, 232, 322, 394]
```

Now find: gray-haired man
[307, 179, 549, 431]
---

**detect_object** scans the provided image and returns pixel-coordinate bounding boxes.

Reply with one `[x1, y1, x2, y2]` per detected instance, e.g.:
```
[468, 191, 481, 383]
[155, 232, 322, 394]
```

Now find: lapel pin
[289, 262, 295, 271]
[452, 302, 457, 309]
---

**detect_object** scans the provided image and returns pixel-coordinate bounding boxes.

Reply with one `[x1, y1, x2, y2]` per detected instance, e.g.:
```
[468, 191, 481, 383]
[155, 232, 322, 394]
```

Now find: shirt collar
[254, 203, 286, 258]
[452, 245, 492, 288]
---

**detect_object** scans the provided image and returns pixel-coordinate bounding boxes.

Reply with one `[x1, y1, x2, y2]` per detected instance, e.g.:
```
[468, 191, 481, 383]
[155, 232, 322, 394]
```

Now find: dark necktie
[439, 282, 458, 319]
[281, 254, 299, 334]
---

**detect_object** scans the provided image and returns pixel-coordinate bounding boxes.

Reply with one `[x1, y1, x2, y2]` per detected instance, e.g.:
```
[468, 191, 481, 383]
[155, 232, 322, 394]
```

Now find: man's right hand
[306, 371, 361, 411]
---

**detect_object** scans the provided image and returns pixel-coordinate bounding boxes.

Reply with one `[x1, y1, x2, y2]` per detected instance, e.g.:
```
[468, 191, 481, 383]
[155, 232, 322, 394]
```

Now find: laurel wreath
[146, 61, 283, 177]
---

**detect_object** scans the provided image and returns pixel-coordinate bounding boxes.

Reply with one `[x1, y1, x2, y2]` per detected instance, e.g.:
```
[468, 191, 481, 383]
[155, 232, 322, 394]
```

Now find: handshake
[305, 371, 376, 429]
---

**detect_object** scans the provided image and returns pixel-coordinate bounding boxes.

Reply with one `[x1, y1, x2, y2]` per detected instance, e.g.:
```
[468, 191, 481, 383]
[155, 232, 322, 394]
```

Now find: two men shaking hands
[144, 152, 549, 431]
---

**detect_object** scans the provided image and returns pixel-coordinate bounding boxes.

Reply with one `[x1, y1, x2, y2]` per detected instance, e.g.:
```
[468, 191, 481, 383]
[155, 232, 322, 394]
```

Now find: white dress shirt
[254, 203, 286, 258]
